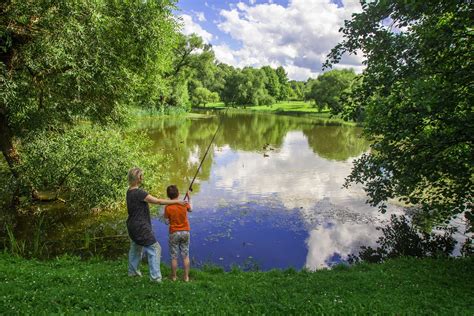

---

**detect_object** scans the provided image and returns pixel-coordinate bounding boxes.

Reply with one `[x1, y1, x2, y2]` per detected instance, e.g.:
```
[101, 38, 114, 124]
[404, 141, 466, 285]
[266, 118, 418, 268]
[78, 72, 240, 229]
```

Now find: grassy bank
[196, 101, 357, 125]
[128, 102, 357, 126]
[0, 254, 472, 314]
[203, 101, 326, 115]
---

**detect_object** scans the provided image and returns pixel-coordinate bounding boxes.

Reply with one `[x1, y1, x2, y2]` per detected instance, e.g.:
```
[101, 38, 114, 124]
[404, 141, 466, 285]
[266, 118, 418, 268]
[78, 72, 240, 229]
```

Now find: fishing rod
[184, 108, 228, 201]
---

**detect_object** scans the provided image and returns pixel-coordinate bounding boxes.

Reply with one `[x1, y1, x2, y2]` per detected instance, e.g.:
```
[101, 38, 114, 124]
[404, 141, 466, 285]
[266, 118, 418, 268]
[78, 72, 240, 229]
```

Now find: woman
[126, 167, 186, 282]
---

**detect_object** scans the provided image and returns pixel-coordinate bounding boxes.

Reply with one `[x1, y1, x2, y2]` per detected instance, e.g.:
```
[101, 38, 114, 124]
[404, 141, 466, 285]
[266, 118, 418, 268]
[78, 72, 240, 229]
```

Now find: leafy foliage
[1, 0, 178, 131]
[221, 67, 274, 106]
[348, 215, 457, 264]
[16, 125, 168, 212]
[288, 80, 305, 101]
[261, 66, 281, 99]
[326, 0, 474, 227]
[166, 33, 216, 109]
[305, 69, 356, 113]
[191, 87, 219, 107]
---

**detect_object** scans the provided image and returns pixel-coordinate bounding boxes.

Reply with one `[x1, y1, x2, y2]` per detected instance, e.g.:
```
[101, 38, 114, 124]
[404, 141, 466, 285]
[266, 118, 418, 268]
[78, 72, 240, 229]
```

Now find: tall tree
[275, 66, 289, 101]
[220, 67, 240, 106]
[0, 0, 178, 204]
[166, 33, 217, 108]
[288, 80, 305, 100]
[190, 86, 219, 107]
[221, 67, 272, 106]
[167, 33, 216, 83]
[211, 63, 235, 99]
[326, 0, 473, 228]
[306, 69, 356, 113]
[261, 66, 281, 99]
[275, 66, 289, 84]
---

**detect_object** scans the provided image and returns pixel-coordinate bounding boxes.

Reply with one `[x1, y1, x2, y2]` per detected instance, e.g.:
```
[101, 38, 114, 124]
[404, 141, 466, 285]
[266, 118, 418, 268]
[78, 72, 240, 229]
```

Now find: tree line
[167, 33, 357, 112]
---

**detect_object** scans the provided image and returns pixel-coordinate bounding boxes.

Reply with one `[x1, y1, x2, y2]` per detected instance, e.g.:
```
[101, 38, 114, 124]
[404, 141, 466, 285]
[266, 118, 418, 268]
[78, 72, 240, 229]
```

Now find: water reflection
[305, 222, 379, 270]
[143, 113, 403, 270]
[144, 112, 370, 196]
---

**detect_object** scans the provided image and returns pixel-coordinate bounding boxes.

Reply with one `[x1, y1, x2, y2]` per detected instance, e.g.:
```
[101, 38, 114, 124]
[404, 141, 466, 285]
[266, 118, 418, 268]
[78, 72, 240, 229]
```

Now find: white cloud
[237, 2, 248, 11]
[285, 64, 320, 81]
[215, 0, 365, 80]
[249, 0, 256, 4]
[180, 14, 213, 43]
[194, 11, 207, 22]
[213, 44, 237, 65]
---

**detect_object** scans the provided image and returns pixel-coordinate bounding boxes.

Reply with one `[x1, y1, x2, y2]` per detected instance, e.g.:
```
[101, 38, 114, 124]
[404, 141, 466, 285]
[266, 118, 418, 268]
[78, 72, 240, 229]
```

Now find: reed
[5, 224, 25, 256]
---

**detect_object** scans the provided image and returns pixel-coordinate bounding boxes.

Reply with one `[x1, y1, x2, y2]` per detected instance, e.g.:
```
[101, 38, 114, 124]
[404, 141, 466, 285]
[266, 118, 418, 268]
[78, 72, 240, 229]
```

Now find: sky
[175, 0, 365, 81]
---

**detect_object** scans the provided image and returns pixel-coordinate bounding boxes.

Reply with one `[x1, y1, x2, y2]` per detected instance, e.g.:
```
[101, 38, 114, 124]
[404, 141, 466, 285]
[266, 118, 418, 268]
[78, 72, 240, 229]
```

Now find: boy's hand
[177, 200, 187, 206]
[184, 191, 191, 201]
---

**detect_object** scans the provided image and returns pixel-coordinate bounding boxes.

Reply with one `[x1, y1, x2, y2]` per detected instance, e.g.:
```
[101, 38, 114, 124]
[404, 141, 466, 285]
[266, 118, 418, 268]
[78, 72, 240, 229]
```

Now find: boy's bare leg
[183, 256, 190, 281]
[171, 258, 178, 281]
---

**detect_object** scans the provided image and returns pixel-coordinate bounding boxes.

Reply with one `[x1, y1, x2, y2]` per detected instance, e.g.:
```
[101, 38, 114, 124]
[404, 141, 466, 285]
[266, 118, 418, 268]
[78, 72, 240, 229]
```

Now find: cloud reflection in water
[181, 131, 404, 270]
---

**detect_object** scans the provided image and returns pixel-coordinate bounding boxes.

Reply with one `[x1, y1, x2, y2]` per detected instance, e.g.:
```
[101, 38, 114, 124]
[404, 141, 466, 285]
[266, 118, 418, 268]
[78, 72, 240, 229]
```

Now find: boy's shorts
[169, 231, 190, 259]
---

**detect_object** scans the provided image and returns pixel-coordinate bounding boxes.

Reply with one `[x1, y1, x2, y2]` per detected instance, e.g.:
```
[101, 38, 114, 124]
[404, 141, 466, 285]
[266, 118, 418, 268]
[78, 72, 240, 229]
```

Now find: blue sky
[175, 0, 364, 81]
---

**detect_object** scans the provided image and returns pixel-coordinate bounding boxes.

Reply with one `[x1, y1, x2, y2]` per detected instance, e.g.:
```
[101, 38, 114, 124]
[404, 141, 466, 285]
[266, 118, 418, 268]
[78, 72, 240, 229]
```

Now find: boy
[126, 167, 186, 282]
[164, 185, 192, 282]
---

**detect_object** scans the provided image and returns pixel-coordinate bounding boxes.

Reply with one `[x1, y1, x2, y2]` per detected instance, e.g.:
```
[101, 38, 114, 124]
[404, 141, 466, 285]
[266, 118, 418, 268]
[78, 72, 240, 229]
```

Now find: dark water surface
[142, 111, 405, 270]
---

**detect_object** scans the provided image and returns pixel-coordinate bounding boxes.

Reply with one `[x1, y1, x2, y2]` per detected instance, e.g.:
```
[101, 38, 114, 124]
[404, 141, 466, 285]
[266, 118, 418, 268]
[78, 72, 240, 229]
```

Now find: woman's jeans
[128, 240, 162, 281]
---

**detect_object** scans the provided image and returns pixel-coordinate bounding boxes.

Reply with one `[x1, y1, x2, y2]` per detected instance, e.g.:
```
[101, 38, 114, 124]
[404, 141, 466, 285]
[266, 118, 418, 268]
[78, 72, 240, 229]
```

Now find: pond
[140, 111, 404, 270]
[6, 110, 411, 269]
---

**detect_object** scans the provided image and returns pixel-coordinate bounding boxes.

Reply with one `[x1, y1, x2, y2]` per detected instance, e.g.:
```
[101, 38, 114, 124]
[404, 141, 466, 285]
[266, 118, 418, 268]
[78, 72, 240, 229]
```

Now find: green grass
[251, 101, 323, 114]
[204, 101, 325, 114]
[0, 254, 472, 314]
[198, 101, 357, 125]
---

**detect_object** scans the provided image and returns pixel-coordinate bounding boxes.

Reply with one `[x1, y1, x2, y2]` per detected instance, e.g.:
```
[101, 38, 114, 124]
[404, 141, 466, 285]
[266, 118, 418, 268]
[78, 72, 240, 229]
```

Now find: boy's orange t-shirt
[164, 203, 191, 234]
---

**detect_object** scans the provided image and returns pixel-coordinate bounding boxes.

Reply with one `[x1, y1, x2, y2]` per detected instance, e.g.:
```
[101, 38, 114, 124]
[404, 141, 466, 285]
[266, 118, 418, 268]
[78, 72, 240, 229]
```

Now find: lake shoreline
[191, 101, 361, 126]
[1, 253, 472, 313]
[130, 101, 360, 126]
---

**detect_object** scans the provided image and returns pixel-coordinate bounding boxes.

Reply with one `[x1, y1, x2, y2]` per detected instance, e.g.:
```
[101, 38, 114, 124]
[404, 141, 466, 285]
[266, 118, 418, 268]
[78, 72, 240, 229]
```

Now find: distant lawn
[249, 101, 322, 113]
[197, 101, 356, 125]
[130, 101, 343, 122]
[0, 254, 472, 314]
[201, 101, 328, 115]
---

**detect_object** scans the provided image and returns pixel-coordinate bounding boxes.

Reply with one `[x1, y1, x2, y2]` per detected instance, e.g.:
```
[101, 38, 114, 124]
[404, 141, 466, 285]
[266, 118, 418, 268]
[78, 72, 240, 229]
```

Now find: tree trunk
[0, 108, 20, 177]
[0, 21, 44, 205]
[0, 107, 22, 210]
[0, 107, 48, 209]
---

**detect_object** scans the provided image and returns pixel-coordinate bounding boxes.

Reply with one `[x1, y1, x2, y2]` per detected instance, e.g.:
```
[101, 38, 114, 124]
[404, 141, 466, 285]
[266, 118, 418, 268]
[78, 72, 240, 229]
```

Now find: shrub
[15, 125, 168, 213]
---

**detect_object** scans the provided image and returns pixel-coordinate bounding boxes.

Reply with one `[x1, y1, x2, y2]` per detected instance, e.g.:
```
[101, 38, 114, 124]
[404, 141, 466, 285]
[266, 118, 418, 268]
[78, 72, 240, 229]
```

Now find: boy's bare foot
[170, 276, 177, 281]
[183, 277, 190, 282]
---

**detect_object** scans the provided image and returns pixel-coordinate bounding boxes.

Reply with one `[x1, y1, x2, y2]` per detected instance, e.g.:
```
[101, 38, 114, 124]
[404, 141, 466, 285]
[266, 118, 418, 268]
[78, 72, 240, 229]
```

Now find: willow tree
[0, 1, 179, 208]
[326, 1, 473, 228]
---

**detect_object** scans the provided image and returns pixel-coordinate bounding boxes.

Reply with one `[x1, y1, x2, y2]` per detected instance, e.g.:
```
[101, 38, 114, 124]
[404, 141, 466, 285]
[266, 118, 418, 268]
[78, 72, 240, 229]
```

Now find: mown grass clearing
[1, 254, 472, 314]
